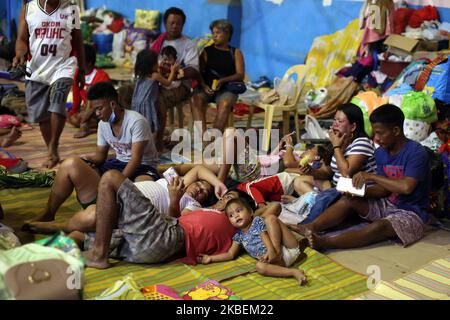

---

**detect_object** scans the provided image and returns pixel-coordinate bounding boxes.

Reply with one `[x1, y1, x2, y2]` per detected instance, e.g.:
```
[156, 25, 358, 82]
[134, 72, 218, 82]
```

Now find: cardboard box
[417, 39, 440, 52]
[384, 35, 419, 57]
[413, 50, 450, 61]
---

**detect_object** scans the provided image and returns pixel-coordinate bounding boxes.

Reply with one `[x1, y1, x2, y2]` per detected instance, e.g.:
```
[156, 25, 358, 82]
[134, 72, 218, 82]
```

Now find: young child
[131, 50, 179, 133]
[69, 44, 111, 139]
[198, 198, 308, 286]
[159, 45, 184, 87]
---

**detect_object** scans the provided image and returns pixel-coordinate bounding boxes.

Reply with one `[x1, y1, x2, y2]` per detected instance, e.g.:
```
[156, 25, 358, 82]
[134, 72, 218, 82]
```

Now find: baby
[159, 45, 184, 85]
[198, 198, 308, 286]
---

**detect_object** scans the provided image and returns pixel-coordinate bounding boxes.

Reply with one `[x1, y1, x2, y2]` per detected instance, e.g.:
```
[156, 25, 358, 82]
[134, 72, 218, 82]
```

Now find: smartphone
[163, 167, 179, 184]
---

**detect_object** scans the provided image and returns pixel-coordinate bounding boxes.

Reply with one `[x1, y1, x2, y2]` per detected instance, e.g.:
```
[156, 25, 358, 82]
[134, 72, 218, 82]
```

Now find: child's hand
[298, 164, 312, 175]
[197, 254, 212, 264]
[177, 68, 184, 79]
[267, 248, 280, 264]
[170, 63, 180, 73]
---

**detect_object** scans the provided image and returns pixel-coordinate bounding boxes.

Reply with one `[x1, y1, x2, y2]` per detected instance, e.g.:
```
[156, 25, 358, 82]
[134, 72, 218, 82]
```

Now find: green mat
[1, 187, 370, 300]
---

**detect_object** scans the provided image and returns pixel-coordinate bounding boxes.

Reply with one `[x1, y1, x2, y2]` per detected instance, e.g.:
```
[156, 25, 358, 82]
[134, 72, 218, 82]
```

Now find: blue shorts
[98, 158, 160, 181]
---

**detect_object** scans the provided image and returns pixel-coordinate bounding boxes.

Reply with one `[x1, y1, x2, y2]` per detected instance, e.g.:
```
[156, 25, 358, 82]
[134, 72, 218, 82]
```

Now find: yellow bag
[134, 9, 160, 30]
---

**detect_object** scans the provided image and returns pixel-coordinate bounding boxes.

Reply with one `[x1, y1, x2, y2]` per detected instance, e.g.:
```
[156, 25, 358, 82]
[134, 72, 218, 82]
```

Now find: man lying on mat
[22, 82, 159, 229]
[26, 165, 226, 235]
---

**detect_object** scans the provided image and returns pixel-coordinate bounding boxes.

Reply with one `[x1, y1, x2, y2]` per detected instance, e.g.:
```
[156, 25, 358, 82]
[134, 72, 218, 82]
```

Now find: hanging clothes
[359, 0, 395, 56]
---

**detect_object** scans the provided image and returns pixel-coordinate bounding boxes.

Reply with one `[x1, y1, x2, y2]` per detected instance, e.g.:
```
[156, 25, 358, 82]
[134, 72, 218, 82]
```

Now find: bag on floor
[0, 244, 84, 300]
[0, 223, 21, 250]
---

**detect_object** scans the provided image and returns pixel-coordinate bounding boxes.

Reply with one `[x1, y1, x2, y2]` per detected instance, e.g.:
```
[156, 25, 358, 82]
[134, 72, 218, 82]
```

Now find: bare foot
[23, 221, 65, 234]
[44, 154, 60, 169]
[305, 229, 325, 251]
[21, 212, 56, 232]
[293, 269, 307, 286]
[1, 127, 22, 147]
[82, 250, 110, 269]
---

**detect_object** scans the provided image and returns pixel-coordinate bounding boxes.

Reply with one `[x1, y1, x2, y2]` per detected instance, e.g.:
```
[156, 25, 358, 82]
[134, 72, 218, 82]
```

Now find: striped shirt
[330, 137, 377, 186]
[134, 179, 201, 215]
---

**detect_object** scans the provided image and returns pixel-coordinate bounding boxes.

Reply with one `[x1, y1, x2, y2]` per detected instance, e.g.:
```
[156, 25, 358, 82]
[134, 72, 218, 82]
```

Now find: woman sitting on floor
[283, 103, 377, 195]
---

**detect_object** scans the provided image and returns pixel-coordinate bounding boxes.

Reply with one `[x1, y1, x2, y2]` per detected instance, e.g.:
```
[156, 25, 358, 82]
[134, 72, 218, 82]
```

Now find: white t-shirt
[134, 179, 202, 215]
[25, 0, 80, 85]
[97, 109, 158, 167]
[162, 35, 199, 88]
[330, 137, 377, 186]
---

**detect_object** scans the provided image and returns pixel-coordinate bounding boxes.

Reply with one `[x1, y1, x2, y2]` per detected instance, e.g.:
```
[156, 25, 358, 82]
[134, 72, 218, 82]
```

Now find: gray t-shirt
[97, 109, 158, 167]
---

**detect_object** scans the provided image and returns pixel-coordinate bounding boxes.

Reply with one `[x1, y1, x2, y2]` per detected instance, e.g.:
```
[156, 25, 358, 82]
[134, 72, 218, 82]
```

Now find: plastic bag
[274, 77, 296, 104]
[401, 91, 437, 123]
[303, 115, 329, 139]
[404, 119, 430, 142]
[351, 91, 389, 137]
[425, 56, 450, 104]
[111, 30, 126, 61]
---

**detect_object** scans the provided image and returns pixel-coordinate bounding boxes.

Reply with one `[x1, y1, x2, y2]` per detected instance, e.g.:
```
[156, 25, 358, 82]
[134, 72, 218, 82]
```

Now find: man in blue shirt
[298, 104, 430, 250]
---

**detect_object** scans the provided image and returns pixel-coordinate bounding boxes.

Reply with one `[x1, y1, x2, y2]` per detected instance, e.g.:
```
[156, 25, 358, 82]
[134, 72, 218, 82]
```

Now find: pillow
[134, 9, 160, 30]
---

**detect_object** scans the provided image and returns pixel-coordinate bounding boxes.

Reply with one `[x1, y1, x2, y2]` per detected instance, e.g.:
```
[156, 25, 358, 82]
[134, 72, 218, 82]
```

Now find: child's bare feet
[293, 269, 307, 286]
[82, 250, 110, 269]
[1, 127, 22, 147]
